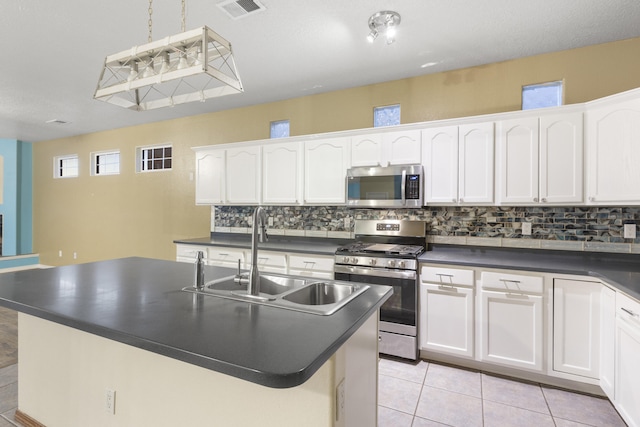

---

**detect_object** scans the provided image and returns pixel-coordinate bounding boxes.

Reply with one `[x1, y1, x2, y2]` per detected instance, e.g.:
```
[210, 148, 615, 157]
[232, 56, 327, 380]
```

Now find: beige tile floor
[378, 357, 627, 427]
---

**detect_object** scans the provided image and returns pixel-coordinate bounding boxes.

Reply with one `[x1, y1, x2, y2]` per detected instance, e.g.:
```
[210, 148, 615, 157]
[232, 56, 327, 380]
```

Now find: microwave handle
[401, 169, 407, 206]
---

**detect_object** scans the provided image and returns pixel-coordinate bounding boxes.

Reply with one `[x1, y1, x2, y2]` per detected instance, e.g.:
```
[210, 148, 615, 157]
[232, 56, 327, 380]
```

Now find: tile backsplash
[213, 206, 640, 253]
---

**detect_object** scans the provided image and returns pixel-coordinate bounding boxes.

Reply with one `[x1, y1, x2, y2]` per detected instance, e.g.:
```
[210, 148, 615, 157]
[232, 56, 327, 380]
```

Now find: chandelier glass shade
[94, 26, 243, 111]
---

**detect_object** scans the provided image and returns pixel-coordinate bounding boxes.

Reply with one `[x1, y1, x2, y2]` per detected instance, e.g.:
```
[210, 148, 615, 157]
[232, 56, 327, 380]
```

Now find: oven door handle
[334, 264, 417, 280]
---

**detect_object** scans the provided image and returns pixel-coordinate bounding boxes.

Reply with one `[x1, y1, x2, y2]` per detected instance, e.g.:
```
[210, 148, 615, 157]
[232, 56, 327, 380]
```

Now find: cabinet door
[600, 286, 616, 398]
[383, 130, 422, 165]
[262, 142, 302, 204]
[540, 112, 583, 204]
[422, 126, 459, 204]
[226, 146, 261, 204]
[615, 293, 640, 427]
[247, 250, 287, 274]
[586, 98, 640, 204]
[350, 134, 383, 167]
[481, 290, 544, 371]
[176, 244, 209, 263]
[552, 279, 601, 379]
[420, 283, 474, 358]
[304, 138, 349, 204]
[497, 117, 539, 204]
[459, 122, 495, 204]
[195, 148, 225, 204]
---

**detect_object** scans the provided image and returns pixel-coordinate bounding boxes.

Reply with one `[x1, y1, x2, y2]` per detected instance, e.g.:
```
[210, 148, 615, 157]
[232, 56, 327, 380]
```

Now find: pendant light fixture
[94, 0, 243, 111]
[367, 11, 401, 44]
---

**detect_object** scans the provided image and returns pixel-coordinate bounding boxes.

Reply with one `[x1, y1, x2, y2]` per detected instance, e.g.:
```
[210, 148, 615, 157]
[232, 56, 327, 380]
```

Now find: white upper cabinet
[540, 112, 583, 204]
[304, 137, 350, 204]
[262, 142, 302, 205]
[351, 130, 421, 167]
[225, 146, 261, 204]
[423, 126, 459, 204]
[459, 122, 495, 204]
[497, 112, 583, 205]
[195, 147, 225, 204]
[423, 122, 494, 205]
[586, 95, 640, 204]
[350, 134, 383, 167]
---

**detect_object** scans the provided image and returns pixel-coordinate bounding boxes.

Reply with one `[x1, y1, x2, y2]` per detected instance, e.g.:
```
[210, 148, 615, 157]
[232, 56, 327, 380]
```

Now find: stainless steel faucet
[247, 207, 268, 296]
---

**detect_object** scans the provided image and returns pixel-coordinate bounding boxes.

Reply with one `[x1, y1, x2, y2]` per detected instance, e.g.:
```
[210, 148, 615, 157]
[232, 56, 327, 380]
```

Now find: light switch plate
[624, 223, 636, 239]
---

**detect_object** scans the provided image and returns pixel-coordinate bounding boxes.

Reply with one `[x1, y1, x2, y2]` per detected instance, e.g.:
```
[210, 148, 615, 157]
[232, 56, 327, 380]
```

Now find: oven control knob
[342, 256, 350, 263]
[369, 259, 377, 266]
[398, 260, 406, 268]
[388, 260, 396, 267]
[352, 258, 359, 264]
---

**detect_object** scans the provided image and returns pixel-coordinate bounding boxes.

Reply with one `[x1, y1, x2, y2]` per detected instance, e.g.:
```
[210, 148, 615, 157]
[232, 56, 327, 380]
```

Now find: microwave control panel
[406, 175, 420, 199]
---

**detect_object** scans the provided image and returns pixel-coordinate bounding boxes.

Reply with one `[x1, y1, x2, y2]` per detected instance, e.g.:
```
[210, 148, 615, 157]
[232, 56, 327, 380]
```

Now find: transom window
[522, 81, 564, 110]
[54, 154, 79, 178]
[374, 104, 400, 127]
[270, 120, 290, 138]
[92, 151, 120, 176]
[137, 144, 172, 172]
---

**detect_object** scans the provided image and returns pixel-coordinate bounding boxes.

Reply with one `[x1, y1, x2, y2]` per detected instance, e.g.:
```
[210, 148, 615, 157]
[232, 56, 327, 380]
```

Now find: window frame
[53, 154, 79, 179]
[136, 143, 173, 173]
[91, 150, 121, 176]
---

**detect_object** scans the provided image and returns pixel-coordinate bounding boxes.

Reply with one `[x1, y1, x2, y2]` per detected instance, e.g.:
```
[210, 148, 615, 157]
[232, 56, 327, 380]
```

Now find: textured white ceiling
[2, 0, 640, 142]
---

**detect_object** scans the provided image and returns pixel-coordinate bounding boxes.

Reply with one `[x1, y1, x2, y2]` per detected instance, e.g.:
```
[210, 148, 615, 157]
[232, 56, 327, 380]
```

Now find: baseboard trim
[15, 409, 46, 427]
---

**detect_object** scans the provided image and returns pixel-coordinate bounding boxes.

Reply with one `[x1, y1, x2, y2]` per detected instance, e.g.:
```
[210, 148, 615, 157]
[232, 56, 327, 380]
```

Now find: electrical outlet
[73, 252, 77, 260]
[105, 389, 116, 415]
[336, 379, 345, 421]
[521, 222, 532, 236]
[624, 223, 637, 239]
[268, 216, 274, 227]
[343, 217, 351, 228]
[58, 250, 62, 258]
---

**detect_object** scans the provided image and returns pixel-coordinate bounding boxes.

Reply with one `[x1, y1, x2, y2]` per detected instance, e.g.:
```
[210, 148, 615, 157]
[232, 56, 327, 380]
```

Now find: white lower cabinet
[615, 292, 640, 427]
[246, 250, 287, 274]
[419, 266, 475, 358]
[552, 279, 602, 379]
[480, 272, 544, 371]
[600, 285, 616, 398]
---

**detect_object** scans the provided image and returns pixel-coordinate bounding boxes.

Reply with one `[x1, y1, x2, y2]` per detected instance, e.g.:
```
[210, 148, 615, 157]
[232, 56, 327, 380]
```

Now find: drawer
[617, 291, 640, 328]
[481, 271, 543, 294]
[288, 254, 334, 272]
[421, 266, 474, 287]
[208, 247, 245, 266]
[250, 250, 287, 268]
[176, 244, 209, 260]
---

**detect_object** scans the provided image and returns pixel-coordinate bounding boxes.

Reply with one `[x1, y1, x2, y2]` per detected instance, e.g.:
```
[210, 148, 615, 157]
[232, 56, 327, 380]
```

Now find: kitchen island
[0, 257, 392, 427]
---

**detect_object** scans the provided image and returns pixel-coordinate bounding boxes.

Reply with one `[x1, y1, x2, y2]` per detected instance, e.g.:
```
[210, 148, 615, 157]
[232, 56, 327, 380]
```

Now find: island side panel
[18, 313, 337, 427]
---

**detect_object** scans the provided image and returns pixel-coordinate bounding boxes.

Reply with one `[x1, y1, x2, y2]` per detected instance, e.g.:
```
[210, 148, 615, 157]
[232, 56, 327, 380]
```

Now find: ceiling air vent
[217, 0, 266, 19]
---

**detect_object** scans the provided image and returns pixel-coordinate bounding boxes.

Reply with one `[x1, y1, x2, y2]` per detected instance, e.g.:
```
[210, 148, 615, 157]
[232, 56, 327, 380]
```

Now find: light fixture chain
[181, 0, 186, 32]
[148, 0, 153, 42]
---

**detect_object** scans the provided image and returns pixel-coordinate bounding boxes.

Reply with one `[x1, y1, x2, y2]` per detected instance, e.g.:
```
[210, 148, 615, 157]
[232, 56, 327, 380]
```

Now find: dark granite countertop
[174, 233, 349, 256]
[419, 244, 640, 301]
[0, 257, 391, 388]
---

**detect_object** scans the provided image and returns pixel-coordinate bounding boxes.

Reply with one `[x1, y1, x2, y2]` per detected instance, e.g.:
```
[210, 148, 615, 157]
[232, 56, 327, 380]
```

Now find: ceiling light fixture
[94, 0, 243, 111]
[367, 11, 401, 45]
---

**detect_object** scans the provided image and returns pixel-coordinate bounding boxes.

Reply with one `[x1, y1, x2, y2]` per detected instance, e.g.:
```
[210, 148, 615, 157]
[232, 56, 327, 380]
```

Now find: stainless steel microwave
[346, 165, 423, 208]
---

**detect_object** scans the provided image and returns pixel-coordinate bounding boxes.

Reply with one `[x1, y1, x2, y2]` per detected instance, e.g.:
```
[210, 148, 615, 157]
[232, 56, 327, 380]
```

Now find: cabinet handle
[436, 273, 454, 278]
[500, 279, 521, 284]
[459, 198, 464, 203]
[218, 253, 229, 256]
[452, 198, 457, 203]
[541, 198, 547, 203]
[533, 197, 538, 202]
[621, 307, 639, 318]
[589, 196, 595, 202]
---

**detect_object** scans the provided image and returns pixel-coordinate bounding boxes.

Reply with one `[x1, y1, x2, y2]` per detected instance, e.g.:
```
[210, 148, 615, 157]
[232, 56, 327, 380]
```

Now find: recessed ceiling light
[45, 119, 70, 125]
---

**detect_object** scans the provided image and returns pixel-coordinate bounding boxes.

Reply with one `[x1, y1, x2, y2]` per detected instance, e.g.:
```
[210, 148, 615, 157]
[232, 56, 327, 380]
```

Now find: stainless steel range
[334, 219, 426, 360]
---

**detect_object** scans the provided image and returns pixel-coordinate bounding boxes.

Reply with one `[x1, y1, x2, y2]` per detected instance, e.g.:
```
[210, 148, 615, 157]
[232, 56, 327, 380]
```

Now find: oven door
[334, 264, 417, 336]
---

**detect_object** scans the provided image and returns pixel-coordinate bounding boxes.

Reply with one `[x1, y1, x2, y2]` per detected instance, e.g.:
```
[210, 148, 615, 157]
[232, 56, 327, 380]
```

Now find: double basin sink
[182, 273, 369, 315]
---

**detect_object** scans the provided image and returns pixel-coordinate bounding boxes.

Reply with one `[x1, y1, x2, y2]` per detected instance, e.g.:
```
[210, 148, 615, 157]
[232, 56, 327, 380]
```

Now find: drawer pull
[500, 279, 521, 284]
[217, 253, 229, 256]
[436, 273, 454, 277]
[621, 307, 639, 318]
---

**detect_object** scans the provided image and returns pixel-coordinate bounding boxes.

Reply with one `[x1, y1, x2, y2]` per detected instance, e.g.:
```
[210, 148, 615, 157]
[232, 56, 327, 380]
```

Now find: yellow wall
[33, 37, 640, 266]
